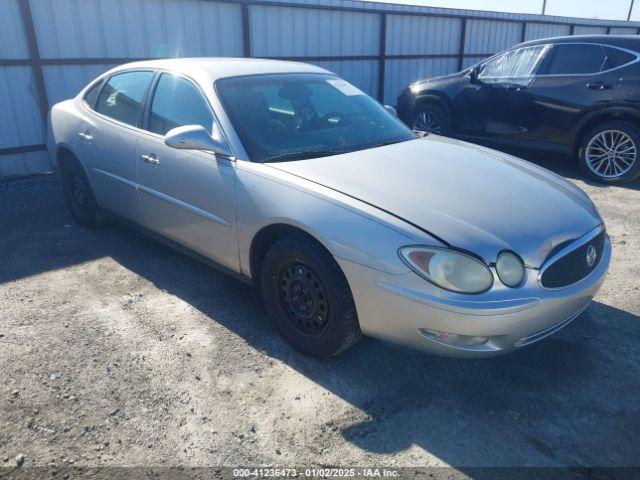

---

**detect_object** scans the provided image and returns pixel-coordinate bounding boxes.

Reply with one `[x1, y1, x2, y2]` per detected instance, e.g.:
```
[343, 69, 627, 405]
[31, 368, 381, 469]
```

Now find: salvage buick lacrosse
[48, 58, 611, 358]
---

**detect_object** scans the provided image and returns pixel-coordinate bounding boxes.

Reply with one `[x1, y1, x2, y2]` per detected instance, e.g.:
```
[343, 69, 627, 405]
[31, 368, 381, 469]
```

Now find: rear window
[83, 81, 102, 107]
[540, 44, 607, 75]
[94, 71, 154, 127]
[604, 46, 637, 68]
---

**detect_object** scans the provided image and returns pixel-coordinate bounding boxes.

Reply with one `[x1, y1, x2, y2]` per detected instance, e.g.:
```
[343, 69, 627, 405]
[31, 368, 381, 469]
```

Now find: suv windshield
[216, 74, 416, 163]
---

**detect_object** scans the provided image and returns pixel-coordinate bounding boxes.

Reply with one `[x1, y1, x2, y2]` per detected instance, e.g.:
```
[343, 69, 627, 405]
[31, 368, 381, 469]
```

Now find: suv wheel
[61, 155, 107, 228]
[411, 103, 450, 135]
[579, 121, 640, 184]
[260, 235, 361, 358]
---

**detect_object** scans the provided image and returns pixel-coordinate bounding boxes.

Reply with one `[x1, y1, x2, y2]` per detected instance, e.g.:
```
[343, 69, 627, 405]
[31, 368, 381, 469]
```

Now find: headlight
[399, 246, 493, 294]
[496, 251, 525, 287]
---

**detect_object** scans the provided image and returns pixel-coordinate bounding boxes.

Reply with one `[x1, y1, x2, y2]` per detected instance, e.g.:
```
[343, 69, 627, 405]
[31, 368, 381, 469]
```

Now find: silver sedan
[47, 58, 611, 358]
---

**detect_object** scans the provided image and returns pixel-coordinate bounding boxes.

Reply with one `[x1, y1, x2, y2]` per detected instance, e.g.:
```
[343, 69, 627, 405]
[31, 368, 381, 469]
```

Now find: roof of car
[110, 57, 330, 80]
[519, 35, 640, 50]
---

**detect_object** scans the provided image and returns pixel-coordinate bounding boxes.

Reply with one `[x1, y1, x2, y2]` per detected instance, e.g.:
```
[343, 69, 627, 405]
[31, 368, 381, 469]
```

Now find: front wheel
[578, 121, 640, 185]
[260, 235, 361, 358]
[411, 103, 450, 136]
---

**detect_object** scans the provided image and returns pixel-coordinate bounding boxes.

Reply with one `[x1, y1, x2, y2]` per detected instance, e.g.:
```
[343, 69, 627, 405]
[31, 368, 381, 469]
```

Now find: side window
[94, 71, 153, 126]
[83, 80, 103, 108]
[540, 44, 607, 75]
[604, 46, 637, 69]
[149, 74, 214, 136]
[478, 46, 546, 80]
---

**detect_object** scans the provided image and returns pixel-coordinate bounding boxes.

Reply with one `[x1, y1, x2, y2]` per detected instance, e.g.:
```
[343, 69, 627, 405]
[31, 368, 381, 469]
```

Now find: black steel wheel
[260, 234, 361, 358]
[61, 154, 107, 228]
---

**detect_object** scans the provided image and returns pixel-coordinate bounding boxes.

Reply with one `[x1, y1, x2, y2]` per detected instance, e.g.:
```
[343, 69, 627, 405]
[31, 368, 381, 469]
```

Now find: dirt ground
[1, 150, 639, 478]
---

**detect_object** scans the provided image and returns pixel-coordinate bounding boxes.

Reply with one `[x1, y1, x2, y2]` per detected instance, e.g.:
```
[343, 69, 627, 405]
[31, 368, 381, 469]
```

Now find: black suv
[397, 35, 640, 184]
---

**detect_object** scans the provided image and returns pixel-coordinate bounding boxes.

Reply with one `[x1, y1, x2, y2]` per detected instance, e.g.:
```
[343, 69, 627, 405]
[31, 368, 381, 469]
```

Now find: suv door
[454, 45, 547, 140]
[136, 73, 238, 270]
[514, 43, 620, 152]
[76, 70, 154, 222]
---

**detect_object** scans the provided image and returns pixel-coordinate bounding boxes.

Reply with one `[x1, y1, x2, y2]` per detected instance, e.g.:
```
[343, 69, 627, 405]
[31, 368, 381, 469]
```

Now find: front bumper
[337, 235, 611, 358]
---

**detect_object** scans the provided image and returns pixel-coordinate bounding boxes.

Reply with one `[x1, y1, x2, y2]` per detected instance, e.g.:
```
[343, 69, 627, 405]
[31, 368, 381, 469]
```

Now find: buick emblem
[586, 245, 597, 268]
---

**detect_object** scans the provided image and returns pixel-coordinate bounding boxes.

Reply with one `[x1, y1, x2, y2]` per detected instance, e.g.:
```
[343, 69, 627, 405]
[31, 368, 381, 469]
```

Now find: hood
[268, 136, 602, 267]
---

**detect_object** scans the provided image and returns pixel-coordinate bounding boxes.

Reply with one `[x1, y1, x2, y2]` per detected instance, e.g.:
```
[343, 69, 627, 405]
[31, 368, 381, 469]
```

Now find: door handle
[78, 131, 93, 142]
[507, 85, 527, 92]
[586, 82, 612, 90]
[140, 153, 160, 166]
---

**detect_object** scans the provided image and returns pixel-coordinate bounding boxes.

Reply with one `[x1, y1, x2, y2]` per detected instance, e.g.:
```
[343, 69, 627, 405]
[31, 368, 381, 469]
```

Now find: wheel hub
[278, 263, 329, 335]
[586, 130, 636, 179]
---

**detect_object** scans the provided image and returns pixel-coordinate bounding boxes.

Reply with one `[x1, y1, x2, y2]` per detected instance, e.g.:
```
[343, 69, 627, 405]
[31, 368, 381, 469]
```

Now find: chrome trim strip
[538, 224, 606, 290]
[93, 168, 138, 189]
[137, 184, 231, 227]
[515, 302, 590, 347]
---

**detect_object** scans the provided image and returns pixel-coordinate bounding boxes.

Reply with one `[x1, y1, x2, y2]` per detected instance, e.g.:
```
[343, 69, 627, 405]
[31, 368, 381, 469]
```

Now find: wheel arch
[413, 92, 452, 119]
[249, 222, 336, 288]
[573, 108, 640, 155]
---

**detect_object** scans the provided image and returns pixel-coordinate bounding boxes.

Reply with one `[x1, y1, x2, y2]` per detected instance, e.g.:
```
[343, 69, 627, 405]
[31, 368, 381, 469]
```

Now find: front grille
[540, 230, 606, 289]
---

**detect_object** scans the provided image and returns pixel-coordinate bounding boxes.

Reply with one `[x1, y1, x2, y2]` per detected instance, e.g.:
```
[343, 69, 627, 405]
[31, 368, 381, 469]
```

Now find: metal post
[521, 22, 527, 43]
[378, 13, 387, 103]
[242, 3, 251, 57]
[628, 0, 635, 21]
[17, 0, 49, 124]
[541, 0, 547, 15]
[458, 18, 467, 71]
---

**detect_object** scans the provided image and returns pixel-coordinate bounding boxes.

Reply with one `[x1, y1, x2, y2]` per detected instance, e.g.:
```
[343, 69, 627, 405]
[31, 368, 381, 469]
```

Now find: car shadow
[3, 174, 639, 470]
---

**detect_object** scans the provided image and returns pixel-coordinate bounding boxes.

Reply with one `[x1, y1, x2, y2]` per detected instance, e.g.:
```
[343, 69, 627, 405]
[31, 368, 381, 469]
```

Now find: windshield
[216, 73, 416, 163]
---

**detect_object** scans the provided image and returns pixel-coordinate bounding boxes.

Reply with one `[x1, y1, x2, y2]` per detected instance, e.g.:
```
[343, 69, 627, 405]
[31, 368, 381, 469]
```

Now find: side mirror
[384, 105, 397, 117]
[164, 125, 233, 158]
[469, 67, 479, 84]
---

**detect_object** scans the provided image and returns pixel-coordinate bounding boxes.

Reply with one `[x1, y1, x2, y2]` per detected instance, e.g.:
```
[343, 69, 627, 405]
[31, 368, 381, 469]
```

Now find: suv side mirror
[165, 125, 233, 158]
[469, 67, 480, 83]
[384, 105, 397, 117]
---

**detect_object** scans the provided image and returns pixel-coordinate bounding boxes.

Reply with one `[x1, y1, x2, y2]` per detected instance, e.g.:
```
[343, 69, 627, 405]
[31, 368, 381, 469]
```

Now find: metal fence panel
[386, 15, 462, 55]
[573, 25, 609, 35]
[43, 64, 118, 107]
[384, 57, 458, 104]
[0, 0, 29, 59]
[0, 67, 45, 149]
[609, 26, 638, 34]
[465, 20, 522, 54]
[30, 0, 243, 59]
[250, 5, 380, 57]
[524, 23, 572, 41]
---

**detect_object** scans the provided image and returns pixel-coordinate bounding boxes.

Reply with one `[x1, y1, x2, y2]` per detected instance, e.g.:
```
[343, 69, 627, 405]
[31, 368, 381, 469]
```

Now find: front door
[136, 73, 238, 270]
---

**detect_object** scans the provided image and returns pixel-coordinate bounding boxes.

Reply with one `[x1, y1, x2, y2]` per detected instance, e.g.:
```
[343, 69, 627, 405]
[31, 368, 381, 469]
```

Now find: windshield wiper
[260, 149, 345, 163]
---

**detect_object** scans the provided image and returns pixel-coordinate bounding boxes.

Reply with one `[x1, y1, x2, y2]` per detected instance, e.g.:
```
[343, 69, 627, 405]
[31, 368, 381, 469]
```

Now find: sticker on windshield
[327, 79, 364, 96]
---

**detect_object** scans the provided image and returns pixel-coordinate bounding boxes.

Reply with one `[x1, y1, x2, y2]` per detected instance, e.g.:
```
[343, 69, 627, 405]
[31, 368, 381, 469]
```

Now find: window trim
[534, 42, 640, 78]
[82, 68, 156, 133]
[142, 71, 216, 138]
[82, 77, 106, 109]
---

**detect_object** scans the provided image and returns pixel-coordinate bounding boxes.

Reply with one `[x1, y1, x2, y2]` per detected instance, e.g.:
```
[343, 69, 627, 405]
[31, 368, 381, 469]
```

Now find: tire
[578, 121, 640, 185]
[411, 103, 450, 136]
[260, 235, 361, 358]
[60, 155, 107, 228]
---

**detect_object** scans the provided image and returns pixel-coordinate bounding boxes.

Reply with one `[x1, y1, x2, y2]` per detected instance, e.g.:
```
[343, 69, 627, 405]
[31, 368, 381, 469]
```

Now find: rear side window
[540, 44, 607, 75]
[83, 81, 102, 107]
[94, 71, 154, 127]
[604, 46, 637, 68]
[148, 74, 214, 136]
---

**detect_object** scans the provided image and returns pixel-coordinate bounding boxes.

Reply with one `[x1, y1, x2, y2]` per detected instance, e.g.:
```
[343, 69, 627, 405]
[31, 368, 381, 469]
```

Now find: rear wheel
[411, 103, 450, 135]
[578, 121, 640, 185]
[260, 235, 361, 358]
[61, 155, 107, 228]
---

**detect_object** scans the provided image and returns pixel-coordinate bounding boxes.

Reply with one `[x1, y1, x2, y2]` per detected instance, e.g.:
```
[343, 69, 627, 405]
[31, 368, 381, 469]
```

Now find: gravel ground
[1, 151, 639, 478]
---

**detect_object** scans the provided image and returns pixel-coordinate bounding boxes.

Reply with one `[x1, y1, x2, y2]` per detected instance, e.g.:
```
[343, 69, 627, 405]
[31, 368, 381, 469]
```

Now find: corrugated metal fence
[2, 0, 640, 176]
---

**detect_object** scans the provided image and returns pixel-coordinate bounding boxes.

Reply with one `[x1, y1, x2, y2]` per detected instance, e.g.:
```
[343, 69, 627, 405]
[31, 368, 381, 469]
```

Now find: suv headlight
[399, 246, 493, 294]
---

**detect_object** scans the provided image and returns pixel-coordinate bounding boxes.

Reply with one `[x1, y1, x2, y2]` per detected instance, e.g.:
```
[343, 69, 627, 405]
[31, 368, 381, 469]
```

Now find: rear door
[135, 72, 238, 270]
[76, 70, 155, 222]
[515, 43, 620, 151]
